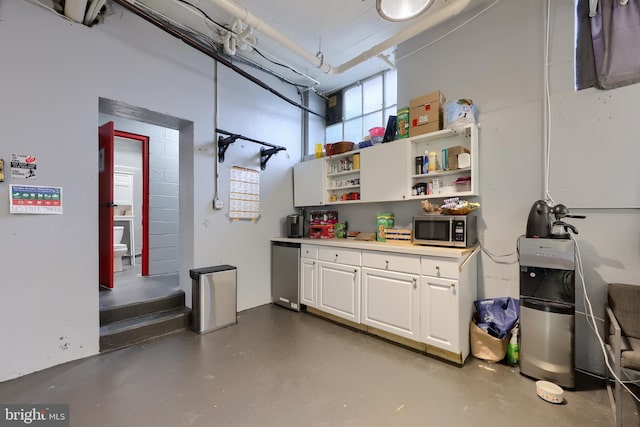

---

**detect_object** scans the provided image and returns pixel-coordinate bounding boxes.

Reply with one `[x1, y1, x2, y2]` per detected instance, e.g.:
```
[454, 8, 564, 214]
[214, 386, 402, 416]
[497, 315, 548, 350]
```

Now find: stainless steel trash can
[189, 265, 237, 334]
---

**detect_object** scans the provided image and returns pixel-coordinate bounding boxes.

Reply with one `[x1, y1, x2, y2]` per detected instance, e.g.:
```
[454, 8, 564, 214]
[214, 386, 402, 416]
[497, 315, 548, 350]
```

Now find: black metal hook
[218, 134, 240, 163]
[260, 147, 285, 170]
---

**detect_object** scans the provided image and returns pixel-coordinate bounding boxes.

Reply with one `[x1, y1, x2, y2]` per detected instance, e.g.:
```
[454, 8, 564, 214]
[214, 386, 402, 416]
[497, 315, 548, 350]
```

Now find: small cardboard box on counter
[446, 145, 470, 170]
[409, 90, 446, 137]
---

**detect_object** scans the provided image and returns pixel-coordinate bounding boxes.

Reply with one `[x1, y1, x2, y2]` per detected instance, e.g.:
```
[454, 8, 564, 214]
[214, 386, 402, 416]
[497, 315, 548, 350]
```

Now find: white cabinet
[300, 244, 318, 308]
[318, 247, 361, 323]
[420, 275, 459, 353]
[419, 253, 478, 362]
[318, 262, 361, 323]
[293, 158, 324, 207]
[362, 267, 419, 341]
[408, 123, 479, 200]
[292, 123, 479, 207]
[360, 139, 409, 202]
[113, 172, 133, 207]
[324, 151, 361, 205]
[361, 251, 420, 341]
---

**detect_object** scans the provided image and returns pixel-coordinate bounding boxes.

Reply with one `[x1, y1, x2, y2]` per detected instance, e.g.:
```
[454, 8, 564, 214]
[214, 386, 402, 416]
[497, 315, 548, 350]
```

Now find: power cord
[478, 234, 521, 265]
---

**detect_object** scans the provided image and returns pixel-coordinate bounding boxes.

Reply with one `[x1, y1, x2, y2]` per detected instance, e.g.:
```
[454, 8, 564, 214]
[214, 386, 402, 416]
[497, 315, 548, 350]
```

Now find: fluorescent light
[376, 0, 434, 22]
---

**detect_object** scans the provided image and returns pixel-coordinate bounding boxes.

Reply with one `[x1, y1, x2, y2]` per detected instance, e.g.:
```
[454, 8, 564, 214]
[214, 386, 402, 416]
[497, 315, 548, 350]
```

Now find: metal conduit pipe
[64, 0, 89, 22]
[112, 0, 324, 119]
[208, 0, 471, 74]
[208, 0, 333, 73]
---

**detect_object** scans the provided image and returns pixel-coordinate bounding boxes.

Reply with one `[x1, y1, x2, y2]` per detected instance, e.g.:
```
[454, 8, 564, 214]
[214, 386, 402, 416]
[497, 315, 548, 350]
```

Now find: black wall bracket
[217, 134, 239, 164]
[260, 147, 286, 170]
[216, 128, 286, 170]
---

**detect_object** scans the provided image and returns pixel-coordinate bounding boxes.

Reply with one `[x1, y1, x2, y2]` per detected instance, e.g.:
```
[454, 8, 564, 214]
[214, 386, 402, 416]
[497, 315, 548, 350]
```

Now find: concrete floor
[0, 304, 631, 427]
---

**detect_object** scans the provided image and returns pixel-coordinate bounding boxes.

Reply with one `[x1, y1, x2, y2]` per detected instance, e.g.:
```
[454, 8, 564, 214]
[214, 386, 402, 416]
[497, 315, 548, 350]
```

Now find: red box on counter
[310, 224, 335, 239]
[310, 210, 338, 225]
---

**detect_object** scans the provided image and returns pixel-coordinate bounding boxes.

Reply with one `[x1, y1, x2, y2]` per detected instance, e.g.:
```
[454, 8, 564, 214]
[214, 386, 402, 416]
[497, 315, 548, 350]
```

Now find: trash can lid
[189, 265, 236, 280]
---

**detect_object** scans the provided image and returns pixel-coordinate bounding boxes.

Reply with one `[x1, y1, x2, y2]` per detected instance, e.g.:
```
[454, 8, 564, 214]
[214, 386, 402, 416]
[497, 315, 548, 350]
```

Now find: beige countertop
[271, 237, 478, 259]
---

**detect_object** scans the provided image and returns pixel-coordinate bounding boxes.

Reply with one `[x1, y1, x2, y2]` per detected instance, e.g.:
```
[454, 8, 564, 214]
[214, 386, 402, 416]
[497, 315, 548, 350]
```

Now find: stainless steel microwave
[412, 215, 477, 247]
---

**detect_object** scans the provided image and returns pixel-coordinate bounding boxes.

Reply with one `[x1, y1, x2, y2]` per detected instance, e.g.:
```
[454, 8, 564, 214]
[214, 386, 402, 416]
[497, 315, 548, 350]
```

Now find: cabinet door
[293, 158, 324, 207]
[420, 276, 459, 353]
[300, 258, 317, 308]
[362, 268, 419, 340]
[318, 262, 361, 323]
[360, 139, 409, 202]
[113, 173, 133, 206]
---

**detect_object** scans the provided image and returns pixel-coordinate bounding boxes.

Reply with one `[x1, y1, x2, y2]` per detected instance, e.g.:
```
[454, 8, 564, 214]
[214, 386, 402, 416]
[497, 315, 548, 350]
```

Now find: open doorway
[98, 98, 190, 307]
[113, 130, 149, 277]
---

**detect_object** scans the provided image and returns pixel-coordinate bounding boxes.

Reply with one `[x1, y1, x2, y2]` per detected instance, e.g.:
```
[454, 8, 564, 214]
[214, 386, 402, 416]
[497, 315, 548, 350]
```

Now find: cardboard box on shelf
[447, 145, 470, 157]
[409, 91, 446, 138]
[409, 90, 446, 109]
[446, 146, 470, 170]
[409, 119, 441, 137]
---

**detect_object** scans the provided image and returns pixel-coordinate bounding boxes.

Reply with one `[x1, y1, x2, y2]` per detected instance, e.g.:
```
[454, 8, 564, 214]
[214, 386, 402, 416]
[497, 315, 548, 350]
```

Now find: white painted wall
[0, 1, 303, 381]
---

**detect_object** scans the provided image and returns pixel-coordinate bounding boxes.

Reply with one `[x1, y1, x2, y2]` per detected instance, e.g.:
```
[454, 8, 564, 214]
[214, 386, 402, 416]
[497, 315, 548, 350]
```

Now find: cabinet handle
[385, 260, 389, 269]
[413, 277, 417, 289]
[450, 283, 456, 289]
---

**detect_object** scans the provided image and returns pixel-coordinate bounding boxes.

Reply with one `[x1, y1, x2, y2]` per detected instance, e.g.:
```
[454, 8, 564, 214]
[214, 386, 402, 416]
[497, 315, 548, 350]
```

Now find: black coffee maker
[526, 200, 585, 239]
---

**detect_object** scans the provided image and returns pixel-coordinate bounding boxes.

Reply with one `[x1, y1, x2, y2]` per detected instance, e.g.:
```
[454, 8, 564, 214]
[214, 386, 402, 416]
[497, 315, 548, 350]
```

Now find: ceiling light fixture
[376, 0, 435, 22]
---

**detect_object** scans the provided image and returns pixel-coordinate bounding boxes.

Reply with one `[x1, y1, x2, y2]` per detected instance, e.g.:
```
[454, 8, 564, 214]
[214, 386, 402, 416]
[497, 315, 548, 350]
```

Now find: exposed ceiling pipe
[64, 0, 89, 22]
[208, 0, 471, 74]
[112, 0, 325, 118]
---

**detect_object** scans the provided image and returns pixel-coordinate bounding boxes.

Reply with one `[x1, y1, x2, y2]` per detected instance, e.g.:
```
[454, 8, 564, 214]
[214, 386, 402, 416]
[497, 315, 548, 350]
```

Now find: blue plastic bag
[474, 297, 520, 339]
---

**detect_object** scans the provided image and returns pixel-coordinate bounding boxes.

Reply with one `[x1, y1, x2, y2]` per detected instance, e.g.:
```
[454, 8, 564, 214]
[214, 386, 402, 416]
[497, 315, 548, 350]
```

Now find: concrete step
[99, 307, 191, 351]
[100, 291, 185, 325]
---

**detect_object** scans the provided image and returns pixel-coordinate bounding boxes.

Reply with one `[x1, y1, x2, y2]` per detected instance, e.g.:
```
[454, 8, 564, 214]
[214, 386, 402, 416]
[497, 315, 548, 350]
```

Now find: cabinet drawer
[318, 246, 361, 265]
[362, 251, 420, 274]
[301, 244, 318, 259]
[420, 256, 459, 279]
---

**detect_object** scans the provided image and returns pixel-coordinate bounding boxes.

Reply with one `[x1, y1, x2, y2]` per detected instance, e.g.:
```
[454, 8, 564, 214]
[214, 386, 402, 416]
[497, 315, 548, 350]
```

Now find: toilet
[113, 226, 128, 272]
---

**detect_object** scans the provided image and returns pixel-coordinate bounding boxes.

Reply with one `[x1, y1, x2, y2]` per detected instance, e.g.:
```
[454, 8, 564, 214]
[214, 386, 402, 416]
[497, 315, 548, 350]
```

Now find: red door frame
[114, 130, 150, 277]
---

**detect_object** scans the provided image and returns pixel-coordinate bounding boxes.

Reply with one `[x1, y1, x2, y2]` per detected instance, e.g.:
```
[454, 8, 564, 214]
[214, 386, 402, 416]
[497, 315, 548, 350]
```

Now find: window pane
[344, 117, 363, 142]
[384, 69, 397, 108]
[343, 85, 362, 120]
[363, 112, 383, 136]
[363, 75, 383, 114]
[384, 106, 397, 125]
[325, 123, 343, 144]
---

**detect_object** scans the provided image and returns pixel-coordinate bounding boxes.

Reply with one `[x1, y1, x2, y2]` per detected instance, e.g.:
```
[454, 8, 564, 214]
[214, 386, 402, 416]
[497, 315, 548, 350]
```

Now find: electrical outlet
[0, 159, 4, 182]
[214, 198, 223, 210]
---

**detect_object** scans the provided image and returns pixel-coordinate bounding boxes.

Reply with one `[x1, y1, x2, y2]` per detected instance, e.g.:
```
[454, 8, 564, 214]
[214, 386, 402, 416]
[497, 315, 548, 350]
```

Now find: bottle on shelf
[422, 150, 429, 174]
[428, 151, 437, 172]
